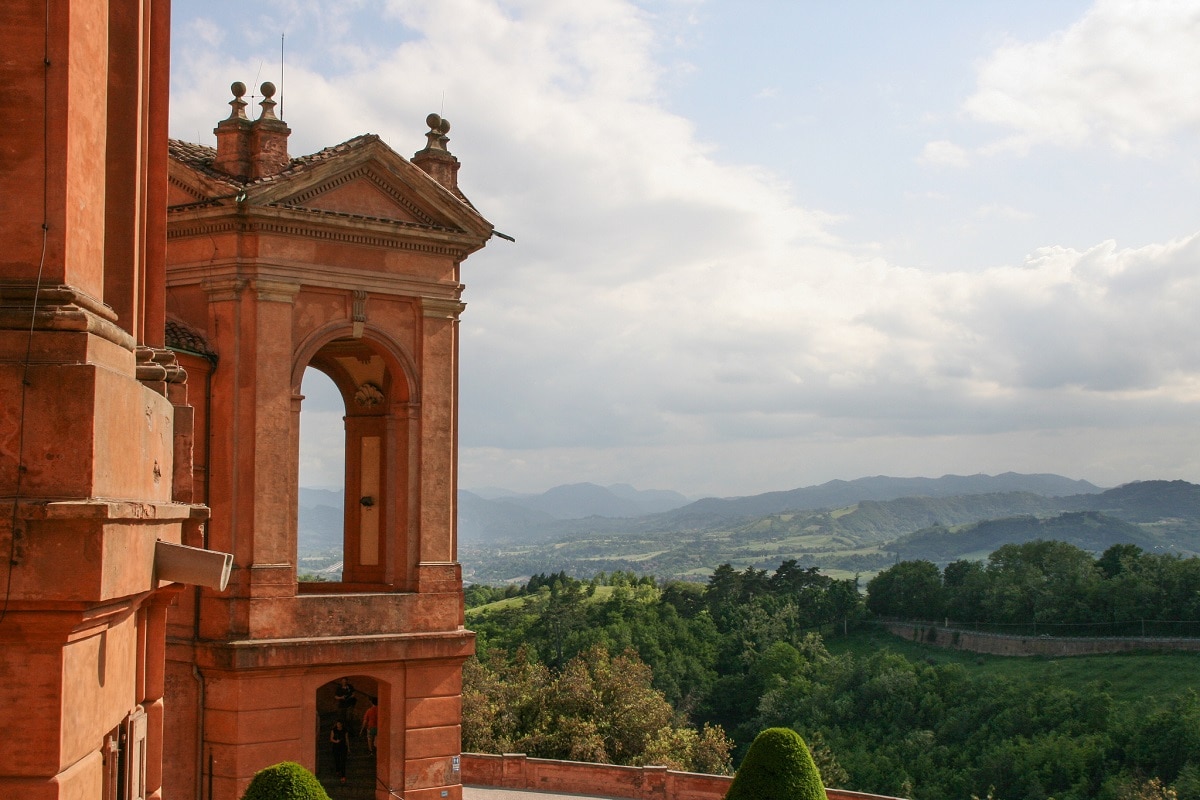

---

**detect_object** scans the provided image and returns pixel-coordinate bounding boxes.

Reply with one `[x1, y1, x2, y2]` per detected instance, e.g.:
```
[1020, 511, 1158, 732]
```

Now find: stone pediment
[279, 167, 435, 226]
[167, 135, 492, 241]
[250, 139, 490, 238]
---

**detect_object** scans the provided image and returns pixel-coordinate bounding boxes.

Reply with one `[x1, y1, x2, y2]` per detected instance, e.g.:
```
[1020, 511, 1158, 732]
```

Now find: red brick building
[1, 4, 492, 799]
[1, 3, 201, 799]
[162, 86, 492, 800]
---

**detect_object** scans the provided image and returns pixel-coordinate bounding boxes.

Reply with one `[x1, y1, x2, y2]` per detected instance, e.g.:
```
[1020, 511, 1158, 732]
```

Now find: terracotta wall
[460, 753, 907, 800]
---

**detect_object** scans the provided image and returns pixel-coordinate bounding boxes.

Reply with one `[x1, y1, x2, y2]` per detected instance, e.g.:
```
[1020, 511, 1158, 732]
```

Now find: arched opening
[298, 368, 347, 582]
[315, 675, 383, 794]
[294, 330, 416, 592]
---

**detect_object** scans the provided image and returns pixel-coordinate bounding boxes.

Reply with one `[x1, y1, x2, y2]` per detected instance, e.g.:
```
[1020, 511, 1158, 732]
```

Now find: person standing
[360, 697, 379, 754]
[334, 677, 357, 724]
[330, 720, 350, 783]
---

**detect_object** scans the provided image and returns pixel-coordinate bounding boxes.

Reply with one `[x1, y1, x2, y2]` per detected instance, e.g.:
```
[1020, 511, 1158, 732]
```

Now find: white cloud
[966, 0, 1200, 155]
[172, 1, 1200, 496]
[975, 204, 1033, 222]
[918, 139, 969, 168]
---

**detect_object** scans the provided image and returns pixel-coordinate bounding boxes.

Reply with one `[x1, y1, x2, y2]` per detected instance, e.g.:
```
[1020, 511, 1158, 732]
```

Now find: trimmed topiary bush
[725, 727, 828, 800]
[240, 761, 331, 800]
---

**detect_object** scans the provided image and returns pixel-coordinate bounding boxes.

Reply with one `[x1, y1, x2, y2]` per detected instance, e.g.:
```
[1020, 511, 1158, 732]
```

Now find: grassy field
[827, 626, 1200, 705]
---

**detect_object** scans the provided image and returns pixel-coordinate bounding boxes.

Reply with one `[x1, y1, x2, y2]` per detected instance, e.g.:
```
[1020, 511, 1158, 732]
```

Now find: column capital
[254, 279, 301, 303]
[201, 277, 247, 302]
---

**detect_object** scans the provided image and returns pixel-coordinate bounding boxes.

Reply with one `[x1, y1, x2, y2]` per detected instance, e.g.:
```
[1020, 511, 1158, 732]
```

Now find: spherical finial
[260, 81, 277, 99]
[426, 113, 443, 131]
[231, 81, 247, 99]
[438, 117, 451, 134]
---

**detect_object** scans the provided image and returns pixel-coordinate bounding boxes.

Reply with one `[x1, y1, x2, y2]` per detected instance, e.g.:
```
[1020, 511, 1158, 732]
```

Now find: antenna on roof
[251, 60, 263, 107]
[280, 33, 285, 119]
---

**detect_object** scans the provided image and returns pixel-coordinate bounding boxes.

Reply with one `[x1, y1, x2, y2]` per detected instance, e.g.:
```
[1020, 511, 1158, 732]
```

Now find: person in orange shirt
[360, 696, 379, 754]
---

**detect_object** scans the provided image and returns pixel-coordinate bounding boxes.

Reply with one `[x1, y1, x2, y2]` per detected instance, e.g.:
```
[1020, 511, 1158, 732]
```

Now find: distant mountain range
[455, 473, 1102, 544]
[297, 474, 1200, 585]
[459, 482, 692, 541]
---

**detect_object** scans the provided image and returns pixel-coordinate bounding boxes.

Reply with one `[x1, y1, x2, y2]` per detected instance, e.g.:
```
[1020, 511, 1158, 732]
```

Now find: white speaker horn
[154, 540, 234, 591]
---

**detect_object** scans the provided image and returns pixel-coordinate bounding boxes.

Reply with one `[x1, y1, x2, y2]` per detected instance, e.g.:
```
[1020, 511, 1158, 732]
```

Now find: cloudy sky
[170, 0, 1200, 498]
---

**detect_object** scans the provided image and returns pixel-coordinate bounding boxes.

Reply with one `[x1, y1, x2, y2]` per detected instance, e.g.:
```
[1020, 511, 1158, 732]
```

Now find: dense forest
[464, 543, 1200, 800]
[868, 540, 1200, 635]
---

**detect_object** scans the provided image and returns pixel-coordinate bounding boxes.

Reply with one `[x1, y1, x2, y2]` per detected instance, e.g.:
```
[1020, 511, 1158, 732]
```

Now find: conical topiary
[239, 761, 331, 800]
[725, 727, 828, 800]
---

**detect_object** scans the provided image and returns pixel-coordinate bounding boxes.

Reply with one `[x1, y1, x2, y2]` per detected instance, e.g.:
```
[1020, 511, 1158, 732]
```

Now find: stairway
[315, 711, 377, 800]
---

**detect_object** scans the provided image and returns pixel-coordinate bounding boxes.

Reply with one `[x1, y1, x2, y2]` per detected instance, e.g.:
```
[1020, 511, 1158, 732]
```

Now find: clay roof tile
[165, 318, 218, 362]
[167, 134, 382, 187]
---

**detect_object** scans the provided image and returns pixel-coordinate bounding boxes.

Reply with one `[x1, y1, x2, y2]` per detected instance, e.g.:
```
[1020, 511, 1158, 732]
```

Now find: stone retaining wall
[886, 622, 1200, 657]
[461, 753, 905, 800]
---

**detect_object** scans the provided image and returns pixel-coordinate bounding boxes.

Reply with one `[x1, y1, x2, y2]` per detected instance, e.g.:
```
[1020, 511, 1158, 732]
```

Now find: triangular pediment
[252, 139, 491, 238]
[279, 167, 435, 225]
[168, 178, 208, 207]
[166, 135, 493, 247]
[167, 145, 239, 210]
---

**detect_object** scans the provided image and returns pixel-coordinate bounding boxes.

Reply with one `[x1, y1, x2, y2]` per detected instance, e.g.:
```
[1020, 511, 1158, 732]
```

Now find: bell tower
[163, 88, 493, 800]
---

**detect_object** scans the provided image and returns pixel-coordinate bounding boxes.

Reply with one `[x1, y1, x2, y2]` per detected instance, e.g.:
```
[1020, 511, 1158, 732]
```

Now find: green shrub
[240, 761, 330, 800]
[725, 727, 827, 800]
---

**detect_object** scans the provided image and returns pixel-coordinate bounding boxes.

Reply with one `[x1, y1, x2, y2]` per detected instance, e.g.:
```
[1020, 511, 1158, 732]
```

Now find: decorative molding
[202, 277, 248, 302]
[421, 297, 466, 319]
[168, 216, 474, 259]
[0, 282, 134, 350]
[167, 174, 211, 201]
[283, 166, 436, 225]
[352, 290, 368, 338]
[254, 279, 301, 303]
[354, 382, 384, 408]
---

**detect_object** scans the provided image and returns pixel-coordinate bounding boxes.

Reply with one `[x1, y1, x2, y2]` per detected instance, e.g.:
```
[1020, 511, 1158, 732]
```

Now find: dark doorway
[315, 676, 379, 798]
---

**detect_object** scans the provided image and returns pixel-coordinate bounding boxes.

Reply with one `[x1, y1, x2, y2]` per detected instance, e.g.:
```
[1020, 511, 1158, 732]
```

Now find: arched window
[294, 331, 415, 592]
[298, 368, 347, 582]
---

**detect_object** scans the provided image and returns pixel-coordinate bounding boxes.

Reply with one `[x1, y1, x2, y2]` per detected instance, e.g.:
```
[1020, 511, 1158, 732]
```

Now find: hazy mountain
[659, 472, 1105, 525]
[459, 477, 1200, 584]
[305, 476, 1199, 582]
[605, 483, 692, 514]
[298, 487, 344, 553]
[488, 482, 692, 520]
[1077, 479, 1200, 522]
[890, 511, 1163, 563]
[458, 490, 557, 543]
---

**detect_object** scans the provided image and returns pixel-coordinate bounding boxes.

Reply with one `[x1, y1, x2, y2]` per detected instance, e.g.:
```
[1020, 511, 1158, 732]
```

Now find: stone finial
[227, 81, 249, 120]
[413, 112, 460, 190]
[214, 81, 254, 179]
[249, 81, 291, 179]
[258, 81, 279, 121]
[423, 113, 452, 153]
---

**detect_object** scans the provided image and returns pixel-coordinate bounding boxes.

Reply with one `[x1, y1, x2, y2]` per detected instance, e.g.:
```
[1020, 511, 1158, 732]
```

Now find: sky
[169, 0, 1200, 498]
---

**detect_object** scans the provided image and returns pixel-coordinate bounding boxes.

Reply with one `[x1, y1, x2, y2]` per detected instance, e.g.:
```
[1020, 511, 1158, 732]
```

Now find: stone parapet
[460, 753, 907, 800]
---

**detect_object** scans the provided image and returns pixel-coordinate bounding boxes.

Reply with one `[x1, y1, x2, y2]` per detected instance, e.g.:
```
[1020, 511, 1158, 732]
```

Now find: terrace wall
[461, 753, 906, 800]
[886, 622, 1200, 656]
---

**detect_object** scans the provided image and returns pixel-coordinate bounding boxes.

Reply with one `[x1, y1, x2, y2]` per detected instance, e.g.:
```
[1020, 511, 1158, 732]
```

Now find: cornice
[175, 262, 464, 305]
[167, 206, 486, 258]
[421, 297, 467, 320]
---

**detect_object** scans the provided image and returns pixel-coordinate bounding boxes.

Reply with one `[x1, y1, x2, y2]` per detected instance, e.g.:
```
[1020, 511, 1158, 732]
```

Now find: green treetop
[725, 727, 827, 800]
